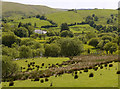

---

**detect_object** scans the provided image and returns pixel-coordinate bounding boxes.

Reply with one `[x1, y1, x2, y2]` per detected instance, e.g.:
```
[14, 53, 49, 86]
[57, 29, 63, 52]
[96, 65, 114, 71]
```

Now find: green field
[46, 9, 118, 26]
[70, 25, 98, 34]
[14, 57, 69, 71]
[14, 18, 52, 28]
[2, 61, 118, 87]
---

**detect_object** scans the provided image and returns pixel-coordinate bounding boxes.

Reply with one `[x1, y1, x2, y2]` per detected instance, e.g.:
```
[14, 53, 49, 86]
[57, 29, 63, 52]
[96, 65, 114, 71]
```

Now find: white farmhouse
[34, 29, 47, 34]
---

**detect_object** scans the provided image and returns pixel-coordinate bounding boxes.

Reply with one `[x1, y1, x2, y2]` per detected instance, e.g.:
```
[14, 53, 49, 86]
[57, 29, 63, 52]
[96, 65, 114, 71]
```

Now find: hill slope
[2, 2, 61, 17]
[46, 9, 118, 26]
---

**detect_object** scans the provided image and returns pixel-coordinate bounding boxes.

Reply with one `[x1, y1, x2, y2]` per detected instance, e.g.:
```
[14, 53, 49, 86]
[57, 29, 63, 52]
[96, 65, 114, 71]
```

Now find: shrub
[93, 67, 98, 71]
[40, 79, 44, 83]
[100, 66, 103, 69]
[79, 71, 82, 74]
[109, 64, 113, 67]
[104, 64, 107, 67]
[84, 68, 88, 72]
[45, 78, 49, 82]
[89, 73, 94, 77]
[117, 71, 120, 74]
[34, 78, 39, 81]
[75, 71, 77, 74]
[42, 63, 44, 66]
[74, 75, 78, 79]
[9, 81, 14, 86]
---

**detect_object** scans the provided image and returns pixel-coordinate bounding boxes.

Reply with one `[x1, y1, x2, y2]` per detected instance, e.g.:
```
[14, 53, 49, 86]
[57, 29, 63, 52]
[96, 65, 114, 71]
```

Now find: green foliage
[2, 56, 18, 79]
[104, 42, 118, 54]
[14, 27, 29, 37]
[19, 45, 33, 58]
[101, 36, 113, 41]
[45, 43, 61, 57]
[2, 32, 21, 47]
[47, 36, 60, 44]
[60, 30, 74, 37]
[59, 38, 83, 59]
[60, 23, 69, 32]
[2, 46, 19, 59]
[88, 38, 99, 47]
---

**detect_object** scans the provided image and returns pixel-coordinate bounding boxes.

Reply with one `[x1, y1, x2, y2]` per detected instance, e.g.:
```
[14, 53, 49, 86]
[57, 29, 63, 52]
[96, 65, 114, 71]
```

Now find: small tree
[88, 38, 99, 47]
[60, 23, 69, 32]
[60, 30, 74, 37]
[104, 42, 118, 54]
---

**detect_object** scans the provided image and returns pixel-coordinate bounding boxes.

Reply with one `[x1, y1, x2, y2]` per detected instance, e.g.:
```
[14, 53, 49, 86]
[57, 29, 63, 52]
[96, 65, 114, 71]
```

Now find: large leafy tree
[45, 43, 61, 57]
[60, 38, 83, 60]
[2, 32, 20, 47]
[19, 45, 32, 58]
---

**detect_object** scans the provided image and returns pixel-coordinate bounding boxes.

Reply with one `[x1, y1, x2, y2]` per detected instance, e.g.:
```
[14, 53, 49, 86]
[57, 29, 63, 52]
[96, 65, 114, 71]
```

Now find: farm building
[34, 30, 47, 34]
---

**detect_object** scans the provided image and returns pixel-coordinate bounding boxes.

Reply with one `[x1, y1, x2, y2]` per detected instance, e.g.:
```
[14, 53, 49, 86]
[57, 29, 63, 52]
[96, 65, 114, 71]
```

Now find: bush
[40, 79, 44, 83]
[75, 71, 77, 74]
[14, 27, 29, 37]
[45, 78, 49, 82]
[116, 71, 120, 74]
[74, 75, 78, 79]
[9, 81, 14, 86]
[84, 68, 88, 72]
[109, 64, 113, 67]
[79, 71, 82, 74]
[93, 67, 98, 71]
[89, 73, 94, 77]
[42, 63, 44, 66]
[34, 78, 39, 81]
[60, 30, 74, 37]
[100, 66, 103, 69]
[19, 45, 32, 58]
[88, 38, 99, 47]
[45, 43, 61, 57]
[104, 64, 107, 67]
[2, 32, 21, 47]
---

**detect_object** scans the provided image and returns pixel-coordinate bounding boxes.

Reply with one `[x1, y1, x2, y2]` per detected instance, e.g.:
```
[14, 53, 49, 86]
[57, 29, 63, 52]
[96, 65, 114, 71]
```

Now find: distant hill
[2, 2, 62, 18]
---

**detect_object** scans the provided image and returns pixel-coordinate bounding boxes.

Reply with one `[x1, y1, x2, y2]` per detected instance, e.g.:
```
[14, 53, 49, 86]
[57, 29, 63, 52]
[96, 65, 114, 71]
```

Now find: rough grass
[2, 62, 118, 87]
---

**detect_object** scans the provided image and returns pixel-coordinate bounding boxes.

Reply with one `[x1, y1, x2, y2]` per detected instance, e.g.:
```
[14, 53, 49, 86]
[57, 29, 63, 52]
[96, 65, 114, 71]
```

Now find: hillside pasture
[46, 9, 118, 26]
[2, 61, 119, 87]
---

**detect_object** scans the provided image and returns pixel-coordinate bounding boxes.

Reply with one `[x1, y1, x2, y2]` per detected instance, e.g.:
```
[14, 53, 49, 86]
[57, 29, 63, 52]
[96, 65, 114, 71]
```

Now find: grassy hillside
[46, 9, 118, 26]
[2, 2, 61, 18]
[13, 18, 52, 28]
[2, 59, 118, 87]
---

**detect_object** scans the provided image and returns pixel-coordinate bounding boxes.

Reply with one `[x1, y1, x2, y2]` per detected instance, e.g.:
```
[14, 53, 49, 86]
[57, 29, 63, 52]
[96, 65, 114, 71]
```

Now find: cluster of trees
[45, 38, 83, 59]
